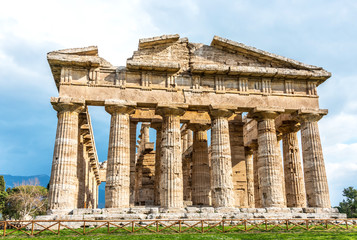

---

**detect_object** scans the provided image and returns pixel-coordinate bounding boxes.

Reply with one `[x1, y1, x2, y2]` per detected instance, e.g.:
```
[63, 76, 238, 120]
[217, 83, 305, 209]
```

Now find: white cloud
[0, 0, 160, 65]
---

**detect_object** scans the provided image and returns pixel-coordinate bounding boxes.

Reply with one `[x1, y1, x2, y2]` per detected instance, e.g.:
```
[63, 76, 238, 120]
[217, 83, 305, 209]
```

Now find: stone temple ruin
[42, 34, 345, 220]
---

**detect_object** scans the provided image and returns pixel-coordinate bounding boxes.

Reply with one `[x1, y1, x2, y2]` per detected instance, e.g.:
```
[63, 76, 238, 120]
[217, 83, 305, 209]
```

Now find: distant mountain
[1, 174, 50, 189]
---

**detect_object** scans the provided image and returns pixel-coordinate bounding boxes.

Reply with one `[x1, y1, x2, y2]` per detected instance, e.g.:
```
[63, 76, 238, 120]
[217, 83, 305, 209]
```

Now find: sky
[0, 0, 356, 207]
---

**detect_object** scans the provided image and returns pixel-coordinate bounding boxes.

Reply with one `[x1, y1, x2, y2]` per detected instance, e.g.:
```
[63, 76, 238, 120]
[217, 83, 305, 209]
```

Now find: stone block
[215, 207, 236, 213]
[186, 207, 199, 213]
[290, 207, 303, 213]
[303, 208, 317, 213]
[255, 208, 267, 213]
[199, 207, 215, 213]
[73, 208, 94, 215]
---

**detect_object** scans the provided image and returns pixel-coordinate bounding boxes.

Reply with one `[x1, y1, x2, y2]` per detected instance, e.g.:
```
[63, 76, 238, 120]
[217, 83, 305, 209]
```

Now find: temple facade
[46, 35, 337, 218]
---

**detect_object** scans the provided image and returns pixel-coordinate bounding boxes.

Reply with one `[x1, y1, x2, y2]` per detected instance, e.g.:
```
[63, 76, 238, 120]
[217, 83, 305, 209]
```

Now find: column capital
[150, 121, 162, 130]
[248, 107, 284, 120]
[51, 97, 85, 113]
[244, 146, 254, 156]
[278, 120, 300, 134]
[187, 123, 210, 132]
[209, 107, 234, 119]
[294, 109, 328, 123]
[105, 104, 135, 115]
[156, 105, 187, 117]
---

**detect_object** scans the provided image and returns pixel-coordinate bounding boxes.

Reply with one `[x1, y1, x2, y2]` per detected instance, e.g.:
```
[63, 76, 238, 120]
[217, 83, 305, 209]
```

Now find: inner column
[104, 102, 135, 208]
[279, 120, 306, 208]
[209, 108, 235, 208]
[188, 123, 211, 206]
[252, 110, 285, 208]
[156, 106, 186, 208]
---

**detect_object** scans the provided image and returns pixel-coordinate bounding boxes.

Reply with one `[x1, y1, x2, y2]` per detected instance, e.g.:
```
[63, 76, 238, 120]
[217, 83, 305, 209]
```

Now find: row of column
[49, 100, 330, 210]
[245, 111, 330, 208]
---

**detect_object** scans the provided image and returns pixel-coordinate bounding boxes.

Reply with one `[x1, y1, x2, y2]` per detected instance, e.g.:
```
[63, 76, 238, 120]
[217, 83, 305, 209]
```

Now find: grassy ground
[1, 227, 357, 240]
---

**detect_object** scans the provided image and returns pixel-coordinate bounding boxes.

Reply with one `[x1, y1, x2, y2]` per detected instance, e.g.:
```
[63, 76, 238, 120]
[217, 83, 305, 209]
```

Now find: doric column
[182, 154, 192, 202]
[209, 108, 235, 207]
[251, 110, 285, 208]
[129, 120, 138, 205]
[245, 147, 255, 208]
[181, 130, 188, 153]
[252, 142, 261, 208]
[151, 122, 162, 206]
[188, 123, 211, 206]
[105, 102, 135, 208]
[276, 133, 287, 206]
[48, 98, 84, 210]
[229, 114, 247, 207]
[279, 121, 306, 208]
[156, 106, 186, 208]
[297, 111, 330, 208]
[187, 129, 193, 148]
[143, 122, 150, 143]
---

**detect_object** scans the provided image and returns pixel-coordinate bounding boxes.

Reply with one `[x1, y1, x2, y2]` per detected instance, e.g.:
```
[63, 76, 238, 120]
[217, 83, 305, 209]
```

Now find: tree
[3, 178, 48, 220]
[0, 176, 8, 216]
[337, 186, 357, 218]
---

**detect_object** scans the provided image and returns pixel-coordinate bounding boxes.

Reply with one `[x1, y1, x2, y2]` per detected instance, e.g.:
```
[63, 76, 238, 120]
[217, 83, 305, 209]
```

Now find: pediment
[126, 34, 330, 80]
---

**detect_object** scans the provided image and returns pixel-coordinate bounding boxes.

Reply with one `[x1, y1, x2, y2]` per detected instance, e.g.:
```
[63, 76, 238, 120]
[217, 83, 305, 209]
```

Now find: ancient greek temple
[45, 35, 342, 219]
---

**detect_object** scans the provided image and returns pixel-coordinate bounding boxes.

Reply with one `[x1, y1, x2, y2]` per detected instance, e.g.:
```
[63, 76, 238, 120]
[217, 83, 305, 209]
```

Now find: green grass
[1, 225, 357, 240]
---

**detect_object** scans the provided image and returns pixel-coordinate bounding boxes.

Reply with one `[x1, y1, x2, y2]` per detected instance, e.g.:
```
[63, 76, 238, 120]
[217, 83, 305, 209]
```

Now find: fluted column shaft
[276, 137, 287, 206]
[48, 99, 84, 210]
[189, 124, 211, 205]
[156, 107, 186, 208]
[210, 109, 235, 207]
[252, 145, 261, 208]
[282, 130, 306, 207]
[245, 147, 255, 208]
[151, 123, 162, 205]
[255, 112, 285, 207]
[129, 121, 137, 205]
[299, 114, 330, 207]
[105, 104, 135, 208]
